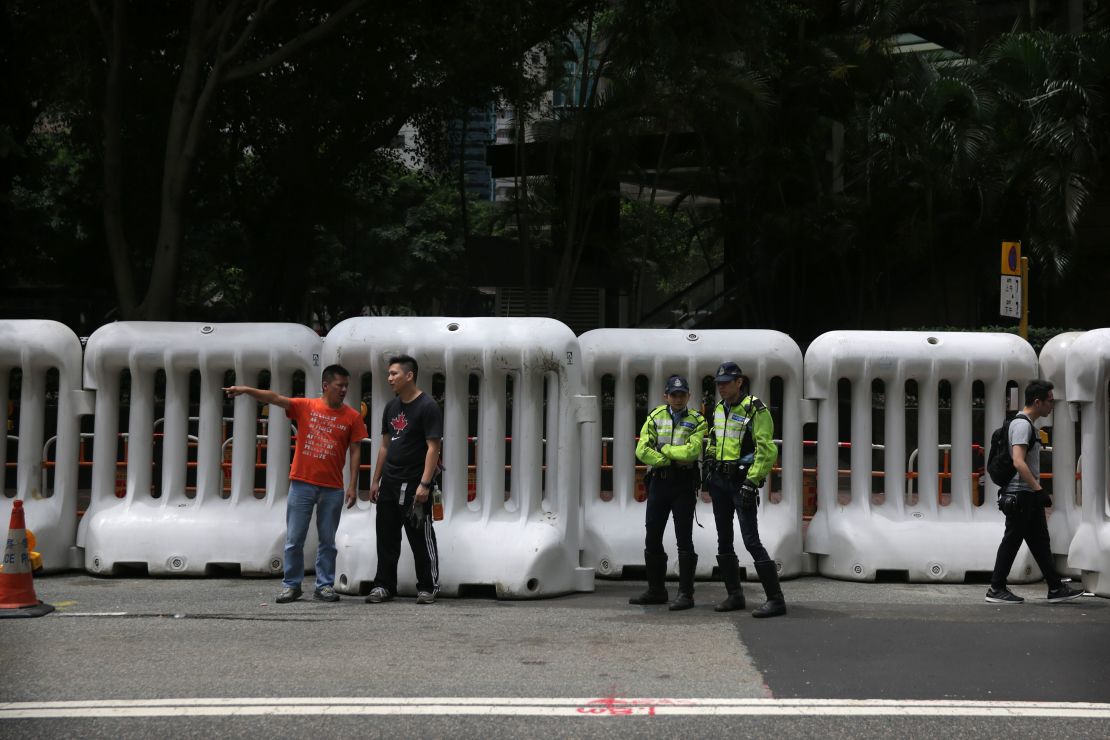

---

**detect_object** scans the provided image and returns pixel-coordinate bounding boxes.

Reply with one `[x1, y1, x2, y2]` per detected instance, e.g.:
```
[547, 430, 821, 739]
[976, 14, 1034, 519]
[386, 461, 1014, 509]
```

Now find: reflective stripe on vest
[649, 407, 701, 448]
[713, 399, 754, 461]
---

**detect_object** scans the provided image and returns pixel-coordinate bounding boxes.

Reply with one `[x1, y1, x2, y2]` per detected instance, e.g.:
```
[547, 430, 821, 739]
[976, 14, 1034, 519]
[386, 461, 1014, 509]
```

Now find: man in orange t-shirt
[225, 365, 368, 604]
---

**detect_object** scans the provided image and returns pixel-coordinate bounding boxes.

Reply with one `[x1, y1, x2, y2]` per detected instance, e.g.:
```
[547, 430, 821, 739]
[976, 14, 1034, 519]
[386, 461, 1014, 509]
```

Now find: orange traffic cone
[0, 500, 55, 618]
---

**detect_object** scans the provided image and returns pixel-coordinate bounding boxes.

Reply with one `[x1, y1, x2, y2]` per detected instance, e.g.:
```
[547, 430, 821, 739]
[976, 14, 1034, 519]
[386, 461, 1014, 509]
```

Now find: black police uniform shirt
[381, 393, 443, 483]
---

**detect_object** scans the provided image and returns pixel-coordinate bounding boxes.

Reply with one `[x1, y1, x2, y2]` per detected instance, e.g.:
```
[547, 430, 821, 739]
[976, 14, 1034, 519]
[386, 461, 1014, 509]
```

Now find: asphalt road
[1, 574, 1107, 739]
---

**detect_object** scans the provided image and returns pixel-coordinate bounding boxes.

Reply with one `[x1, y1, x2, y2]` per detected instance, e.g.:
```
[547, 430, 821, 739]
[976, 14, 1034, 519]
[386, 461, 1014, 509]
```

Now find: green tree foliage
[1, 0, 587, 322]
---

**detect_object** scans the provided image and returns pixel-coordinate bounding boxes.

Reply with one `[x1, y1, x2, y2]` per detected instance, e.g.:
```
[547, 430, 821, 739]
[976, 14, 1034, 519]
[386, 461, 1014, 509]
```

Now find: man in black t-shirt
[366, 354, 444, 605]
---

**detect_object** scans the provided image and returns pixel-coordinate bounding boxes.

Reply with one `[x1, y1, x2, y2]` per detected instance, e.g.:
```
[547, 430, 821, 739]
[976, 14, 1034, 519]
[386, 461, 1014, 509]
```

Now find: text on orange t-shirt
[287, 397, 369, 489]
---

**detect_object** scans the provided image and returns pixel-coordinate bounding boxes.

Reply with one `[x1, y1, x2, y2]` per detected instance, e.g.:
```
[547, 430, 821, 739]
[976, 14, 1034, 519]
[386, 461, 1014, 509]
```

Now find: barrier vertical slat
[516, 369, 543, 522]
[162, 365, 189, 502]
[543, 371, 560, 508]
[885, 372, 907, 517]
[580, 372, 602, 510]
[812, 388, 838, 554]
[16, 351, 45, 499]
[443, 354, 466, 521]
[229, 358, 257, 505]
[128, 369, 154, 503]
[195, 366, 222, 503]
[982, 378, 1008, 503]
[0, 371, 8, 486]
[613, 369, 634, 510]
[850, 378, 871, 509]
[951, 376, 973, 514]
[88, 369, 119, 511]
[917, 378, 939, 516]
[479, 366, 506, 522]
[266, 359, 292, 502]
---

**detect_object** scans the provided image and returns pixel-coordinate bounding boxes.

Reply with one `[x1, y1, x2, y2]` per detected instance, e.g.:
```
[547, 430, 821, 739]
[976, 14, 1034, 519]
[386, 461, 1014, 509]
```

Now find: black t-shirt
[381, 392, 443, 482]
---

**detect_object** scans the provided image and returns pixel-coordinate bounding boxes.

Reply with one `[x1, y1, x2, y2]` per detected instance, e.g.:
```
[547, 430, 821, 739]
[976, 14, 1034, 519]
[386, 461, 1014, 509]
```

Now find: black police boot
[629, 550, 669, 605]
[714, 553, 746, 612]
[669, 552, 697, 611]
[752, 559, 786, 618]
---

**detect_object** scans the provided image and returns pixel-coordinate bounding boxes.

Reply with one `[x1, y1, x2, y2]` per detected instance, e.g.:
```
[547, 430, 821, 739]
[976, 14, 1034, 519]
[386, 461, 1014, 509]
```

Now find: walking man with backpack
[985, 379, 1083, 605]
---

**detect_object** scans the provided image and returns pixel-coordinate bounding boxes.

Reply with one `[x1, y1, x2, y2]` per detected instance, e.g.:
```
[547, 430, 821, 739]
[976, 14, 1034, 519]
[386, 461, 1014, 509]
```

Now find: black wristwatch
[419, 481, 432, 488]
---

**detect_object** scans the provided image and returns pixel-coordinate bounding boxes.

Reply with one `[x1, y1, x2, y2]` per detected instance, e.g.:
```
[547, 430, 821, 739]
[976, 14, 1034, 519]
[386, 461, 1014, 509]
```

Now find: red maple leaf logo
[390, 411, 409, 433]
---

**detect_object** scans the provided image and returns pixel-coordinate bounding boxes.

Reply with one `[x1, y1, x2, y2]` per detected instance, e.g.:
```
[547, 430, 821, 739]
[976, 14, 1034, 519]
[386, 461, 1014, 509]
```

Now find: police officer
[705, 361, 785, 618]
[629, 374, 707, 611]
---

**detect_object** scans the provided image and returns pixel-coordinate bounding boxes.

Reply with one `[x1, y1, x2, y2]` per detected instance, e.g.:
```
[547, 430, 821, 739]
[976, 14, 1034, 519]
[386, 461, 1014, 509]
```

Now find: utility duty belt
[705, 460, 748, 476]
[648, 465, 698, 481]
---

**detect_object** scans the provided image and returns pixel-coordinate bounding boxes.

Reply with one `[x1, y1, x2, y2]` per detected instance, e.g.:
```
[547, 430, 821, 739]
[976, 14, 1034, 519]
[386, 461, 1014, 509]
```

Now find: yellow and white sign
[1001, 241, 1021, 276]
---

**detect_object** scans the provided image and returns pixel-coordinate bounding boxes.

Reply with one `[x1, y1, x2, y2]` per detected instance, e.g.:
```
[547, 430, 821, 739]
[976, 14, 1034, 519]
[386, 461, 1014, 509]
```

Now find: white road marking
[2, 698, 1109, 720]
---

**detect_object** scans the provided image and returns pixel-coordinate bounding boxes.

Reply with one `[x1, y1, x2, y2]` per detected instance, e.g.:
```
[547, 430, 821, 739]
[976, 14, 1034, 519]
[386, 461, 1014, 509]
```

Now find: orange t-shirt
[287, 397, 369, 489]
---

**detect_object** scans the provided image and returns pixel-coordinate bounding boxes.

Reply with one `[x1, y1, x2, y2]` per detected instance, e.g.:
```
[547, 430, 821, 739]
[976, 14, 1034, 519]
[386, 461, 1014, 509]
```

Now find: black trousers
[990, 492, 1061, 591]
[644, 468, 699, 557]
[374, 476, 440, 595]
[708, 470, 770, 562]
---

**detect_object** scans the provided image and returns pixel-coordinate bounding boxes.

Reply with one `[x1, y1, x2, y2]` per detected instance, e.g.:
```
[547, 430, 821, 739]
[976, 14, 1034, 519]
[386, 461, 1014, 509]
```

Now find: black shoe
[985, 587, 1024, 604]
[715, 592, 746, 612]
[669, 593, 695, 611]
[1047, 585, 1083, 603]
[629, 589, 669, 605]
[752, 598, 786, 618]
[276, 587, 302, 604]
[313, 586, 340, 602]
[715, 554, 745, 612]
[752, 560, 786, 618]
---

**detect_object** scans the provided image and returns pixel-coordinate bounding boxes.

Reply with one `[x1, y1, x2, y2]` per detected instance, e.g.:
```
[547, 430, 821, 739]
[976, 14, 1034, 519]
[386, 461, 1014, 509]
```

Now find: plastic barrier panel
[1038, 332, 1084, 575]
[328, 317, 595, 598]
[77, 322, 322, 575]
[1063, 329, 1110, 596]
[0, 320, 89, 571]
[579, 329, 808, 580]
[804, 331, 1041, 582]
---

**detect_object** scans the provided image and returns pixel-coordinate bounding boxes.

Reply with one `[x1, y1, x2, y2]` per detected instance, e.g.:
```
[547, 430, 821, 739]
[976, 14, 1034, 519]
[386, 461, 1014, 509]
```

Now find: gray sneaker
[313, 586, 340, 602]
[416, 591, 436, 605]
[365, 586, 391, 604]
[276, 586, 302, 604]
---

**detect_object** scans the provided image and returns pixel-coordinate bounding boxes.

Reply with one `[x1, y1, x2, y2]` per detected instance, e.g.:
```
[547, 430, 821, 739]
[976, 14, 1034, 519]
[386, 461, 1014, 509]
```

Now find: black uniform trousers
[990, 491, 1062, 591]
[374, 475, 440, 595]
[644, 466, 699, 557]
[708, 468, 770, 562]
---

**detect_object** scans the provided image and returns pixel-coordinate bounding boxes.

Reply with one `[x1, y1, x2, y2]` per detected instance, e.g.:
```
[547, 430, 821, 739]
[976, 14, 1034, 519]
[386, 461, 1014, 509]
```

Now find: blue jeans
[283, 480, 343, 590]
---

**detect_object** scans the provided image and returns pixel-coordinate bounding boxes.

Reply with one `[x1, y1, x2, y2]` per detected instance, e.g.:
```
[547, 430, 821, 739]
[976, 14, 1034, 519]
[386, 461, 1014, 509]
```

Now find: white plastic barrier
[1038, 332, 1084, 575]
[804, 331, 1041, 582]
[0, 320, 90, 571]
[78, 322, 322, 575]
[1063, 329, 1110, 596]
[578, 329, 808, 580]
[329, 317, 595, 598]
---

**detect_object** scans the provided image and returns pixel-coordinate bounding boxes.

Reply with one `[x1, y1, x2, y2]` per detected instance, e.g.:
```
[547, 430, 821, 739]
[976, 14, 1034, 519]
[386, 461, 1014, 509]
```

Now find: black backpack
[986, 414, 1034, 488]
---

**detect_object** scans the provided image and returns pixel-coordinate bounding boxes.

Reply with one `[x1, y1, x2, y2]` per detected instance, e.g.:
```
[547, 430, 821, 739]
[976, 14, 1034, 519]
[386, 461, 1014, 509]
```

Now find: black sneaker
[985, 587, 1023, 604]
[313, 586, 340, 602]
[1047, 585, 1084, 603]
[276, 586, 302, 604]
